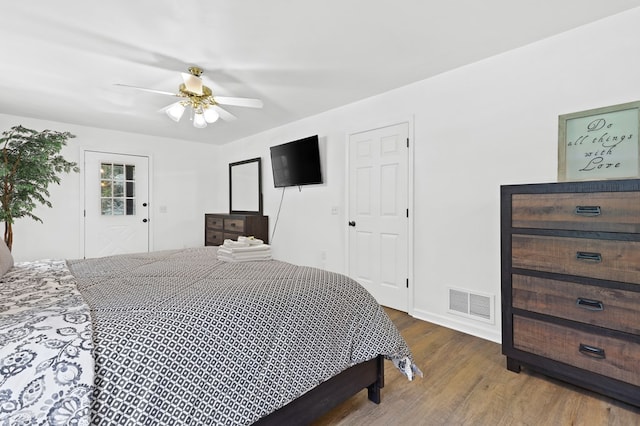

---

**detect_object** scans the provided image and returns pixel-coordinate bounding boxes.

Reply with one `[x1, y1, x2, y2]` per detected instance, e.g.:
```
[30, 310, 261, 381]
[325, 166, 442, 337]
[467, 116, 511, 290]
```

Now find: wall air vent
[448, 287, 494, 324]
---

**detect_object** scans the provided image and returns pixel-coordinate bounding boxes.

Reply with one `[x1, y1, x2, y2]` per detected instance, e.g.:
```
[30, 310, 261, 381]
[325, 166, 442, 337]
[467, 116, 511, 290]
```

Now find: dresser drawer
[512, 192, 640, 233]
[514, 316, 640, 387]
[223, 218, 245, 233]
[512, 234, 640, 285]
[513, 275, 640, 334]
[206, 216, 223, 230]
[206, 230, 223, 246]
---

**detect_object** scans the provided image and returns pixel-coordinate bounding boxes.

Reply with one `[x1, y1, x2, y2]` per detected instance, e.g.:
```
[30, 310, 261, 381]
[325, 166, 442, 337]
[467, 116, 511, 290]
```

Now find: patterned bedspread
[2, 247, 418, 425]
[0, 260, 94, 425]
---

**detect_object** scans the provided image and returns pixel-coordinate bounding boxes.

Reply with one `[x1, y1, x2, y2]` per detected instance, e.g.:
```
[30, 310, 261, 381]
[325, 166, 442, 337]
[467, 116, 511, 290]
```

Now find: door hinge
[406, 278, 409, 288]
[406, 209, 409, 218]
[406, 137, 409, 148]
[83, 209, 86, 217]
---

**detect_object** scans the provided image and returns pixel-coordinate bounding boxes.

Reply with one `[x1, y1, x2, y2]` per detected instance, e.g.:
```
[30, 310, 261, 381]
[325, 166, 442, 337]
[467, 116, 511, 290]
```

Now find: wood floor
[313, 308, 640, 426]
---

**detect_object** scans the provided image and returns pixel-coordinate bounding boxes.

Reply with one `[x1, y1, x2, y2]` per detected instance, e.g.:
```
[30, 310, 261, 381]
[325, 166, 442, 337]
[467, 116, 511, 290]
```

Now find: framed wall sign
[558, 101, 640, 181]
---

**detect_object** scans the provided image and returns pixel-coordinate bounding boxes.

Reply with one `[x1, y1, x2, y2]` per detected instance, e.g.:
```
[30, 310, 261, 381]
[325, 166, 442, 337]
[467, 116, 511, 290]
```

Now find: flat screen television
[270, 135, 323, 188]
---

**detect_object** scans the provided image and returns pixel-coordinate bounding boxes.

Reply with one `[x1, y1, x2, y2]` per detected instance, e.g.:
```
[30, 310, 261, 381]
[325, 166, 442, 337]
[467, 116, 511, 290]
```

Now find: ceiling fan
[116, 66, 263, 128]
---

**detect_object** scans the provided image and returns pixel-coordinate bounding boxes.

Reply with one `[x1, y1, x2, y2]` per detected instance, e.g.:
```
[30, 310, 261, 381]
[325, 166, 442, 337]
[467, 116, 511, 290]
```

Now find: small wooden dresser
[205, 213, 269, 246]
[500, 179, 640, 407]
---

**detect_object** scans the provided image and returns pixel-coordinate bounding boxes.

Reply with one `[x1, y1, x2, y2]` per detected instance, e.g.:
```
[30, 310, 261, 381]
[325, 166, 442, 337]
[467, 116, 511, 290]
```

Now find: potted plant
[0, 125, 79, 251]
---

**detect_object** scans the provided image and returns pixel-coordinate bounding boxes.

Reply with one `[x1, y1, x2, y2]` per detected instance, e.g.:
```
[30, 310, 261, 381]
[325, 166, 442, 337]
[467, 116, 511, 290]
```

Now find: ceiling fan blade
[212, 105, 237, 122]
[115, 83, 176, 96]
[181, 72, 203, 95]
[214, 96, 263, 108]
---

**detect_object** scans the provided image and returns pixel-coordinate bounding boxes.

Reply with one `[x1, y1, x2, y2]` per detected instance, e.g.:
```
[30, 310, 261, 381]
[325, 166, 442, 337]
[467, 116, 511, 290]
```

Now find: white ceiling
[2, 1, 640, 145]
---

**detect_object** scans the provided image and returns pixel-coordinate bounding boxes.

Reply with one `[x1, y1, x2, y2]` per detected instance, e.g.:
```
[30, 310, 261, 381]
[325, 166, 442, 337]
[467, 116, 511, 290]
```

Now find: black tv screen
[270, 135, 323, 188]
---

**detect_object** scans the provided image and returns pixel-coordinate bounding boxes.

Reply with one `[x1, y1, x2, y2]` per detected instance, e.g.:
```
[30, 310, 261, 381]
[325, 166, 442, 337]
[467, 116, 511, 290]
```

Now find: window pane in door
[101, 164, 112, 179]
[100, 162, 136, 216]
[126, 199, 135, 215]
[113, 199, 124, 215]
[113, 165, 124, 180]
[101, 199, 112, 215]
[113, 182, 124, 197]
[101, 181, 112, 197]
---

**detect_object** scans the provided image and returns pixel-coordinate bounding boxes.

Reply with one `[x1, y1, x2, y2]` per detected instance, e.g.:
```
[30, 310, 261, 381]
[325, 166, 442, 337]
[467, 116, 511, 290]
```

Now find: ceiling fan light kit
[164, 99, 219, 127]
[203, 107, 219, 123]
[193, 112, 207, 128]
[165, 102, 186, 122]
[118, 66, 263, 129]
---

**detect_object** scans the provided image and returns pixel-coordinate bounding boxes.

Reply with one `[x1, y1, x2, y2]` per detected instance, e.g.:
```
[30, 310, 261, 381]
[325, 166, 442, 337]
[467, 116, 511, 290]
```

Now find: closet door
[348, 122, 409, 312]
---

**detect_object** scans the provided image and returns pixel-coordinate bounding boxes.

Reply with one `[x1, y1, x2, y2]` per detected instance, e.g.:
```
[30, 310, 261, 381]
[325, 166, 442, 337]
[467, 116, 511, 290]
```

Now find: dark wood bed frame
[255, 355, 385, 425]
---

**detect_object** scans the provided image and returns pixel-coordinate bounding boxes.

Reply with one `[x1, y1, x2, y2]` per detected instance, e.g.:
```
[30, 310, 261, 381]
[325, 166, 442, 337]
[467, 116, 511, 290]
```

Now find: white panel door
[84, 151, 149, 258]
[348, 123, 409, 311]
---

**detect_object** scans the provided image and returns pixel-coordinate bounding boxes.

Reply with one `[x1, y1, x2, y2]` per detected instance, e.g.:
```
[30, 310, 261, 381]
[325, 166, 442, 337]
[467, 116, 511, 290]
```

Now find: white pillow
[0, 238, 14, 276]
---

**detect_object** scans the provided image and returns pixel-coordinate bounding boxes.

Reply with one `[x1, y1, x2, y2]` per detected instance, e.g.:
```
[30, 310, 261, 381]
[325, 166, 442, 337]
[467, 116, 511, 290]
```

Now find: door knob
[142, 202, 148, 207]
[142, 218, 148, 223]
[348, 221, 356, 227]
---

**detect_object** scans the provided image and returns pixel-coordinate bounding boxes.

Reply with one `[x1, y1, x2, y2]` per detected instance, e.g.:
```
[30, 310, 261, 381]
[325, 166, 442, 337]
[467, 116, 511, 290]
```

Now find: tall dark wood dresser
[500, 179, 640, 407]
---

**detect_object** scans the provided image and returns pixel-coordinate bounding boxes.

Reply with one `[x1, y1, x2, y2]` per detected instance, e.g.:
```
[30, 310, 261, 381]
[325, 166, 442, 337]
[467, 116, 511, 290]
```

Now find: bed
[0, 245, 419, 425]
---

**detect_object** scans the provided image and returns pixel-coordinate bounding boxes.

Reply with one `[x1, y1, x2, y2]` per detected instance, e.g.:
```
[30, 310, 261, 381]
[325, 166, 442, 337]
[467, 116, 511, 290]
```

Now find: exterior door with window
[84, 151, 149, 258]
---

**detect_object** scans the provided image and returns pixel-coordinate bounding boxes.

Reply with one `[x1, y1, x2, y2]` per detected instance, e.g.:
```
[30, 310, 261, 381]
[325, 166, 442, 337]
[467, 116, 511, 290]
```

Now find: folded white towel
[223, 239, 250, 248]
[217, 242, 272, 262]
[225, 251, 271, 259]
[217, 252, 272, 262]
[218, 244, 271, 254]
[238, 236, 264, 246]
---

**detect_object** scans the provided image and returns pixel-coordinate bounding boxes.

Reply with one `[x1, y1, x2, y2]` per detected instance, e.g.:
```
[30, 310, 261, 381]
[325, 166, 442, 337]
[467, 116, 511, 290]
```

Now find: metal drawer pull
[576, 298, 604, 311]
[579, 343, 606, 359]
[576, 252, 602, 263]
[574, 205, 601, 217]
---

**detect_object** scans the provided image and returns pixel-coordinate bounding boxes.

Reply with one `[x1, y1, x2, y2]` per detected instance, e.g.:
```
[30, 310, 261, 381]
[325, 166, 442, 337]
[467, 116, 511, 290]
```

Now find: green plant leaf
[0, 125, 78, 249]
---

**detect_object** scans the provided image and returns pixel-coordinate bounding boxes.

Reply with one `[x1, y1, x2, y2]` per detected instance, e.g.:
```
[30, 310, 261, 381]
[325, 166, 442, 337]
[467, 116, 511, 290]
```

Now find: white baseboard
[410, 308, 502, 344]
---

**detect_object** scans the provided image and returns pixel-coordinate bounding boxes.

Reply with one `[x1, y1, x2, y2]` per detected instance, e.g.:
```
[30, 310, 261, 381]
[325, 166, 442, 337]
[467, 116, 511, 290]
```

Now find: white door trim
[345, 116, 415, 315]
[80, 149, 154, 258]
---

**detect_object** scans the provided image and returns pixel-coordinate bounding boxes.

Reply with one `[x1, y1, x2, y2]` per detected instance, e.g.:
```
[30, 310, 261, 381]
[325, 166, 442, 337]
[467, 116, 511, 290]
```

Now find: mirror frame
[229, 157, 263, 215]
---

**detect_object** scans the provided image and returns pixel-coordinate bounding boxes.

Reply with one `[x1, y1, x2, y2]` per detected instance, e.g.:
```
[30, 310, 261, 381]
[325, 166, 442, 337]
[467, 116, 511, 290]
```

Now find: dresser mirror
[229, 157, 262, 214]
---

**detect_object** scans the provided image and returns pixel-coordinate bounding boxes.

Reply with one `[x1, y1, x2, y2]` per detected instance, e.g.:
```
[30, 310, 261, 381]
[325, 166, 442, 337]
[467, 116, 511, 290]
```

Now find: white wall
[0, 113, 219, 262]
[215, 8, 640, 342]
[4, 8, 640, 343]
